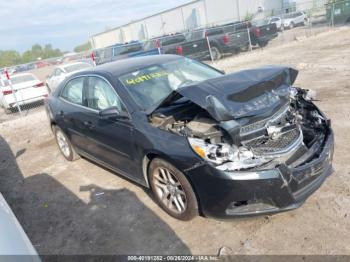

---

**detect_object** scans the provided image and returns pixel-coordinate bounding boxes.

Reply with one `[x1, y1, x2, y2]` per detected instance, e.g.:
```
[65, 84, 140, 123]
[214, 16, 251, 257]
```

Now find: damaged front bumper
[186, 130, 334, 218]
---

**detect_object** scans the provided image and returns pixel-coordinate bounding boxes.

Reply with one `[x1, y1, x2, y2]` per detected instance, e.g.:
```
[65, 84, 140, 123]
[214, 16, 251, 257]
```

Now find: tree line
[0, 41, 92, 68]
[0, 44, 63, 68]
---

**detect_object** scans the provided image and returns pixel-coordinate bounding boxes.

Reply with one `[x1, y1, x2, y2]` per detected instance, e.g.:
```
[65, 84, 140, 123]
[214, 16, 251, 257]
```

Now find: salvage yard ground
[0, 26, 350, 255]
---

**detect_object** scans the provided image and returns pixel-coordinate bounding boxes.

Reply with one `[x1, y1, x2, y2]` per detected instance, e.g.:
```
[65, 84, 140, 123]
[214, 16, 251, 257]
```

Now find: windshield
[63, 63, 92, 73]
[6, 74, 36, 85]
[118, 58, 222, 110]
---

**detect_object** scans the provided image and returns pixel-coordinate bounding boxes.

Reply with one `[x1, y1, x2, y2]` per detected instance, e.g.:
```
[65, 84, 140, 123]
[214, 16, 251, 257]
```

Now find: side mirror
[99, 106, 129, 120]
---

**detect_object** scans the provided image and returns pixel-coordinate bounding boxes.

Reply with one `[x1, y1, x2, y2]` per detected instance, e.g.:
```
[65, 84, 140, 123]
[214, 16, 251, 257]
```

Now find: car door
[296, 12, 303, 24]
[57, 76, 94, 152]
[82, 75, 136, 176]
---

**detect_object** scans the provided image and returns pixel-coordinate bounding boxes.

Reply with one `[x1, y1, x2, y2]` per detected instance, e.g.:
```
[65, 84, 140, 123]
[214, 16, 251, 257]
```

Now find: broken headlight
[188, 138, 270, 171]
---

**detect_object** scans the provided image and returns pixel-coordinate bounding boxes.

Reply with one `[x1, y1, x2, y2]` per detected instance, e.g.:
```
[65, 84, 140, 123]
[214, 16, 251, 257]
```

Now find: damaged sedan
[45, 55, 334, 220]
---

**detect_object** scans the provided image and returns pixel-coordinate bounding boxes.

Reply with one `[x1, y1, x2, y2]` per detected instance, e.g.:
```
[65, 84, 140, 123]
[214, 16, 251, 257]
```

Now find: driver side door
[81, 75, 136, 177]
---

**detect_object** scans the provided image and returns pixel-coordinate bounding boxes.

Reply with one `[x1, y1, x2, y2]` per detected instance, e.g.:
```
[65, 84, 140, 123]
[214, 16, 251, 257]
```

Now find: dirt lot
[0, 26, 350, 256]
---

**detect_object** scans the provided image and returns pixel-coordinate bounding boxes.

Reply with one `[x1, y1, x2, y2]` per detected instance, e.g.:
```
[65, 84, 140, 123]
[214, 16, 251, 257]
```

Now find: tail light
[2, 90, 13, 95]
[254, 27, 261, 38]
[35, 82, 45, 87]
[223, 34, 229, 44]
[176, 45, 183, 55]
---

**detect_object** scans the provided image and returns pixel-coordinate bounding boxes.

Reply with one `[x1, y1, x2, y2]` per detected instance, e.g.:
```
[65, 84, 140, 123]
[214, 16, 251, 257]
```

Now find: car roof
[90, 54, 181, 76]
[10, 72, 37, 78]
[58, 61, 91, 70]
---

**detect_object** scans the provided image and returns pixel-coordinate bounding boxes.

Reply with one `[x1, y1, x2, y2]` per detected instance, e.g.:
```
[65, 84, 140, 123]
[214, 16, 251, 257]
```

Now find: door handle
[83, 121, 95, 129]
[59, 110, 65, 117]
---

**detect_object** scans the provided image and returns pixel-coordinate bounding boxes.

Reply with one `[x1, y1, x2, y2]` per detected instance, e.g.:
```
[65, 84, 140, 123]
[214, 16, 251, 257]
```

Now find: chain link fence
[1, 0, 349, 119]
[0, 52, 91, 119]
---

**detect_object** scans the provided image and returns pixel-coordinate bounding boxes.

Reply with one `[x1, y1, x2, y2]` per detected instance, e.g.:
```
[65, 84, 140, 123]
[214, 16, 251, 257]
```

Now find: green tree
[0, 50, 21, 67]
[21, 50, 34, 63]
[0, 44, 63, 67]
[74, 41, 92, 52]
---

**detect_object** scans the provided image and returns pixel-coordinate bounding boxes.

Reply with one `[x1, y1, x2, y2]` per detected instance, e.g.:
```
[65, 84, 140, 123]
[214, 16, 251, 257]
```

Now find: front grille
[244, 128, 301, 155]
[240, 105, 289, 135]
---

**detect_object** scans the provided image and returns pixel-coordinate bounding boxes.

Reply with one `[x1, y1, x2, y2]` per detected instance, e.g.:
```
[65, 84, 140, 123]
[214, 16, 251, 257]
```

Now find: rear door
[57, 76, 93, 152]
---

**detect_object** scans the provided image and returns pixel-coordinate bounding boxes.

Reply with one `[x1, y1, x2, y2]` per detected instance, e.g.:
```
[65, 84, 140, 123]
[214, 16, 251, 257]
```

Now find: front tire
[149, 158, 198, 220]
[53, 126, 80, 161]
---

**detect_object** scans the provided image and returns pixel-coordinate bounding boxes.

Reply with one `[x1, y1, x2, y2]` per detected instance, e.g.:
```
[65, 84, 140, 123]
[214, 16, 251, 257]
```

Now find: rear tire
[4, 107, 12, 114]
[148, 158, 198, 220]
[210, 46, 222, 60]
[53, 126, 80, 161]
[258, 41, 268, 48]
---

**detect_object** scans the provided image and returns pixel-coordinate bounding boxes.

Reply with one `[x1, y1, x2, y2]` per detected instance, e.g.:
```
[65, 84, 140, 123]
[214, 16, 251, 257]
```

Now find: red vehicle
[35, 61, 50, 68]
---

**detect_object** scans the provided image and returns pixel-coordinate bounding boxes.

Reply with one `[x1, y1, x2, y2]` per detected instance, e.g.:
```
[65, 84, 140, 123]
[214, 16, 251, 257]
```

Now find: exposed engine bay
[150, 87, 330, 172]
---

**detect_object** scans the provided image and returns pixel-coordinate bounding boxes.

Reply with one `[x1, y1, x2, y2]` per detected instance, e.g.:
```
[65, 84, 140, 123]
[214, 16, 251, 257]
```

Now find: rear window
[251, 19, 269, 27]
[161, 35, 186, 46]
[143, 40, 157, 50]
[206, 28, 224, 36]
[113, 43, 142, 56]
[64, 63, 92, 73]
[10, 75, 36, 85]
[186, 30, 204, 41]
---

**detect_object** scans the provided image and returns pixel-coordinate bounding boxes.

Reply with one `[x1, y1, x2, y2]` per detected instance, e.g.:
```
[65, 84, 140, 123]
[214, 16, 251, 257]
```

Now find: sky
[0, 0, 191, 53]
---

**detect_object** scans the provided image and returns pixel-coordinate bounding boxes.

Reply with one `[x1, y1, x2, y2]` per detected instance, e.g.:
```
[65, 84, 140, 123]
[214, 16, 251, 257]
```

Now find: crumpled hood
[149, 65, 298, 122]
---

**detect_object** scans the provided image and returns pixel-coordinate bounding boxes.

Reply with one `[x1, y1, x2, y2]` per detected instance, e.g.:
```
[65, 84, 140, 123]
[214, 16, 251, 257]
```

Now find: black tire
[258, 41, 268, 48]
[53, 126, 80, 161]
[4, 107, 12, 114]
[210, 46, 222, 60]
[148, 158, 198, 220]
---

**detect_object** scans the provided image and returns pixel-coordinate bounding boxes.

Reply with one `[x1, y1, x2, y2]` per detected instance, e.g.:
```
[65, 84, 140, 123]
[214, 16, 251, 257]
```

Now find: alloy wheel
[152, 167, 187, 214]
[56, 130, 70, 158]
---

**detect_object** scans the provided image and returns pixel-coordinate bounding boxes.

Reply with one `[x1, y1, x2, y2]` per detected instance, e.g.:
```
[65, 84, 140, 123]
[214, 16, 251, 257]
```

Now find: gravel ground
[0, 26, 350, 256]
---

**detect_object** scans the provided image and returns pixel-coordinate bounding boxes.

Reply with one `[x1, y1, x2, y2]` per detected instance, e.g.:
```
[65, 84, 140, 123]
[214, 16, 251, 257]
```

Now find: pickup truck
[182, 24, 250, 60]
[144, 21, 277, 61]
[94, 41, 159, 65]
[146, 25, 250, 61]
[143, 34, 186, 55]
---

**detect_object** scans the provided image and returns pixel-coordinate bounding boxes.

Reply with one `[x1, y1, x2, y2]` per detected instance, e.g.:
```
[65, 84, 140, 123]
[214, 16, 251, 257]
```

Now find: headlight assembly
[188, 138, 270, 171]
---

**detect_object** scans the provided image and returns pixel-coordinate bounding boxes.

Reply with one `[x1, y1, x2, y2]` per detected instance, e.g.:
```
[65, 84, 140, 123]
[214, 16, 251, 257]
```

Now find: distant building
[90, 0, 283, 49]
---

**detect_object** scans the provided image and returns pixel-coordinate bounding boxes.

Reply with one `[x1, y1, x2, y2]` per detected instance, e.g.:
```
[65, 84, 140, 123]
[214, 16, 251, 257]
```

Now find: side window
[86, 76, 126, 112]
[60, 77, 84, 105]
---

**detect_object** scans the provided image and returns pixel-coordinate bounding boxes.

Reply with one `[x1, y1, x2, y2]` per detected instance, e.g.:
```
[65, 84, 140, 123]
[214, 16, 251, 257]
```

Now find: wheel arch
[142, 151, 204, 216]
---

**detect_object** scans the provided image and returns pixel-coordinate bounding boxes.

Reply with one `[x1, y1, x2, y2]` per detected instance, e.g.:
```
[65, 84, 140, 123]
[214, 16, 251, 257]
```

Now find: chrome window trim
[59, 74, 131, 119]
